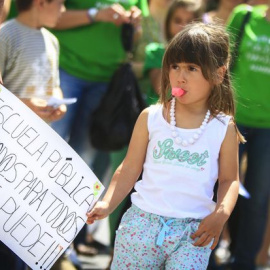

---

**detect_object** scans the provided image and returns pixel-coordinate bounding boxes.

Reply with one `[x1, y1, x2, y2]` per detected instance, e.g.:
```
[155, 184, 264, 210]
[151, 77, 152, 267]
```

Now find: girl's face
[169, 7, 196, 38]
[169, 62, 212, 106]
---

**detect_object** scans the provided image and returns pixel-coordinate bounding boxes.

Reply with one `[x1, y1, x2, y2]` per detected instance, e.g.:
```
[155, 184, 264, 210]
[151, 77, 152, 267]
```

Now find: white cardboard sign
[0, 85, 104, 270]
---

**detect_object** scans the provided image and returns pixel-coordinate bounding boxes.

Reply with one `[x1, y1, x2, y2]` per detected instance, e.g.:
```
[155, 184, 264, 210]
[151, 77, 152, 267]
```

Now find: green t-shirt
[143, 42, 165, 105]
[51, 0, 148, 82]
[227, 4, 270, 128]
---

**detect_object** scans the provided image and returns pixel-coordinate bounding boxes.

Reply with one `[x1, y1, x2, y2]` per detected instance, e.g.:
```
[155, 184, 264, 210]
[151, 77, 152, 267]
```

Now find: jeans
[51, 69, 109, 246]
[0, 242, 26, 270]
[231, 125, 270, 270]
[51, 69, 109, 168]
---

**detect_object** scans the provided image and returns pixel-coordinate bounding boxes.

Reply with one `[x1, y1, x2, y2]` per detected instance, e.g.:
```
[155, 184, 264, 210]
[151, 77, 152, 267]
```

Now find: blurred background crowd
[0, 0, 270, 270]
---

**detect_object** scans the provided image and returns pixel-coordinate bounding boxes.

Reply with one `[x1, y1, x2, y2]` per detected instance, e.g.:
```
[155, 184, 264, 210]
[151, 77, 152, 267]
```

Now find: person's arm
[86, 108, 149, 223]
[54, 3, 131, 30]
[191, 120, 239, 250]
[1, 0, 11, 23]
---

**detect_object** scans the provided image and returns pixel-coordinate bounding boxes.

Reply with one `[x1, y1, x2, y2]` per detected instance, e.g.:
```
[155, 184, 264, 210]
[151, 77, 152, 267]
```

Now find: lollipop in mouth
[172, 87, 185, 97]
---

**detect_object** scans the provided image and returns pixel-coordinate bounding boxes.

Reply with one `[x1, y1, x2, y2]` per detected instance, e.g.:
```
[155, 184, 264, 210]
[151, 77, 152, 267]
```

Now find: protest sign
[0, 85, 104, 269]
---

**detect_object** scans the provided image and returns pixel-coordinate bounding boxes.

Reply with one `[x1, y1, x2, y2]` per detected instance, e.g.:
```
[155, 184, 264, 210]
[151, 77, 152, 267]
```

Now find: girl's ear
[215, 65, 227, 85]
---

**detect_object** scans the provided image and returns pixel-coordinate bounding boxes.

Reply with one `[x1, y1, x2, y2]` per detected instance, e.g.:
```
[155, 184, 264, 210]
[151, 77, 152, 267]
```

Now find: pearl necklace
[170, 97, 210, 147]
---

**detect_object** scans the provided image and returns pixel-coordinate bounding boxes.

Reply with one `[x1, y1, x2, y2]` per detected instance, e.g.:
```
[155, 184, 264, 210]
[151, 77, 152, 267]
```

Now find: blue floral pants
[111, 204, 212, 270]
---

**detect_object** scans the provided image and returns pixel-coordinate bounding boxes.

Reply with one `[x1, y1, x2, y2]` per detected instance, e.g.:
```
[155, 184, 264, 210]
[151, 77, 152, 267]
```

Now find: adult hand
[127, 6, 142, 29]
[86, 201, 110, 224]
[190, 211, 227, 250]
[95, 3, 130, 26]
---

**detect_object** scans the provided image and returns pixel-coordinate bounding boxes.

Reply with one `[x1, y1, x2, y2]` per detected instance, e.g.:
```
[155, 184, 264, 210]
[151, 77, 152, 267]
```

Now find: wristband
[87, 8, 98, 23]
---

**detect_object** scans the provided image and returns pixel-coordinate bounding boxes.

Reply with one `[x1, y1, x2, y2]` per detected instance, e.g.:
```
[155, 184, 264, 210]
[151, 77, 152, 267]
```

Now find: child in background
[202, 0, 245, 25]
[87, 22, 245, 269]
[144, 0, 203, 105]
[0, 0, 67, 269]
[0, 0, 66, 123]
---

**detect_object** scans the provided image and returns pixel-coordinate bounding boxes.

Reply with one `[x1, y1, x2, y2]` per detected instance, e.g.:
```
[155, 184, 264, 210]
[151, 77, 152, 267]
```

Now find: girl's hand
[86, 201, 110, 224]
[191, 212, 227, 250]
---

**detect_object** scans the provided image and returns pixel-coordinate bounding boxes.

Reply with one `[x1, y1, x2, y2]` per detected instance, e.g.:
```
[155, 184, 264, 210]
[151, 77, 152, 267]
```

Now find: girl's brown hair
[160, 22, 245, 142]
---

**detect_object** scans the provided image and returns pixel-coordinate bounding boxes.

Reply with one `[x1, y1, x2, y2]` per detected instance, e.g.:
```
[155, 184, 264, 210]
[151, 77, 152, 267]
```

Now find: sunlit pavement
[79, 216, 111, 270]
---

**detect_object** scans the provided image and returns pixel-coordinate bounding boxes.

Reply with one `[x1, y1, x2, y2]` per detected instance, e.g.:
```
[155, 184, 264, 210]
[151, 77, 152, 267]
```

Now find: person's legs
[52, 69, 109, 163]
[165, 239, 212, 270]
[227, 126, 248, 256]
[51, 69, 85, 141]
[111, 205, 165, 270]
[66, 78, 109, 252]
[51, 69, 109, 255]
[0, 242, 27, 270]
[231, 126, 270, 270]
[68, 80, 108, 167]
[256, 200, 270, 267]
[111, 204, 211, 270]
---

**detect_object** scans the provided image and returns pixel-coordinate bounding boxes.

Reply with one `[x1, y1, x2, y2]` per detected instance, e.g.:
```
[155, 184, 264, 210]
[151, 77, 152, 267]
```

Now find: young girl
[87, 22, 244, 269]
[145, 0, 203, 105]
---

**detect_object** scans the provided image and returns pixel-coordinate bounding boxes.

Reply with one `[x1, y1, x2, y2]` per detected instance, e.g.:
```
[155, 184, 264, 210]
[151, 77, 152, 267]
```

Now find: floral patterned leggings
[111, 204, 212, 270]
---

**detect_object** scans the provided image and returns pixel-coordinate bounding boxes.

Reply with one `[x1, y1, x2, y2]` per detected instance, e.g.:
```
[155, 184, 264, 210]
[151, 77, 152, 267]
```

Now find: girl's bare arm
[192, 120, 239, 249]
[87, 108, 149, 223]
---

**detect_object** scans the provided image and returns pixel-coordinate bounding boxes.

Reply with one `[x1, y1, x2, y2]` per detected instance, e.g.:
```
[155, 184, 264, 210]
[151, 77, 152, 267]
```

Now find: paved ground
[79, 253, 111, 270]
[78, 216, 111, 270]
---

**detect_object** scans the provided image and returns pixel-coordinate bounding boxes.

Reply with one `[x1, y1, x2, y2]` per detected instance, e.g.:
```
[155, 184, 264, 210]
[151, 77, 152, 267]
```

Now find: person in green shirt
[227, 3, 270, 270]
[48, 0, 148, 256]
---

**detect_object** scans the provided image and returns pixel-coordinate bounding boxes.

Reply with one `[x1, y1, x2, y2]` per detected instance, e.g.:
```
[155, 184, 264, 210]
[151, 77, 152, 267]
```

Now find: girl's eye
[171, 64, 179, 70]
[188, 66, 198, 72]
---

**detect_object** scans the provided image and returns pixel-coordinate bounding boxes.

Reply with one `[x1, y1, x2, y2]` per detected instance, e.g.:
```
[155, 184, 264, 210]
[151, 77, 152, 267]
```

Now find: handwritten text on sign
[0, 86, 104, 270]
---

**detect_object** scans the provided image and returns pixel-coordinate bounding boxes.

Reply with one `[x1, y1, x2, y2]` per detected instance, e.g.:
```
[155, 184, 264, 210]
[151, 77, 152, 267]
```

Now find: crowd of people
[0, 0, 270, 270]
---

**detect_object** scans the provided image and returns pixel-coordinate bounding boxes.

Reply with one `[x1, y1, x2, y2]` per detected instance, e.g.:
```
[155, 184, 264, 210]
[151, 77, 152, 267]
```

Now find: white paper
[0, 85, 104, 270]
[47, 97, 77, 108]
[239, 182, 251, 199]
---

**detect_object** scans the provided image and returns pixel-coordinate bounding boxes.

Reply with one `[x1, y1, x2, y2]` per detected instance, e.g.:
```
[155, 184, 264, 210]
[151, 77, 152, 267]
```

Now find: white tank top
[131, 104, 231, 219]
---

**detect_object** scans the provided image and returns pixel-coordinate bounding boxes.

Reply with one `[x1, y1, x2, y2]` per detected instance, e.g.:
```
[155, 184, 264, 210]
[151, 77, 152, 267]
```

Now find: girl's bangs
[166, 35, 208, 68]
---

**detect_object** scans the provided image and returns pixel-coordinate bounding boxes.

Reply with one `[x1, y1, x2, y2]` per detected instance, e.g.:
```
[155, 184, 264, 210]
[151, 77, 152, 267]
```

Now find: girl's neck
[165, 99, 209, 118]
[166, 98, 210, 130]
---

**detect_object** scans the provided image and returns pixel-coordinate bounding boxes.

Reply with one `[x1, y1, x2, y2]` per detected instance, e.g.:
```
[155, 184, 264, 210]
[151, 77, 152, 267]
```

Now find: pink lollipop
[172, 87, 185, 97]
